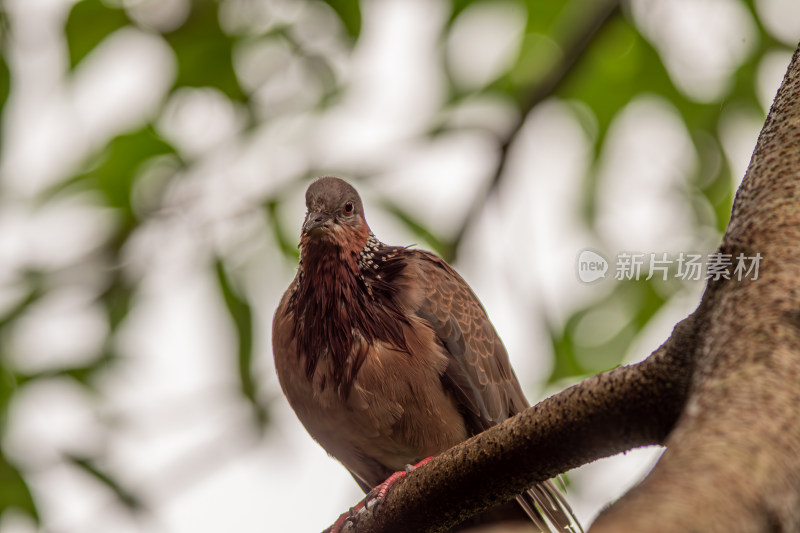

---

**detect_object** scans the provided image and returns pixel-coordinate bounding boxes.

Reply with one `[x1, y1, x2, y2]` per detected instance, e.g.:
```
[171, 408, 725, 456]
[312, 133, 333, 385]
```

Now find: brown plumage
[273, 177, 581, 532]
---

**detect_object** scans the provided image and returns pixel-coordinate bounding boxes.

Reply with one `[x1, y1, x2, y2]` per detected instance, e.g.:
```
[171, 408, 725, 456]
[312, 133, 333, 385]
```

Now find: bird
[272, 176, 580, 532]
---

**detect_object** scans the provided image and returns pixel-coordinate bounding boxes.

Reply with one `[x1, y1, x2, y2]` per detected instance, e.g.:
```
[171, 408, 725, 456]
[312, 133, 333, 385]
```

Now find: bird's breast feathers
[273, 247, 470, 478]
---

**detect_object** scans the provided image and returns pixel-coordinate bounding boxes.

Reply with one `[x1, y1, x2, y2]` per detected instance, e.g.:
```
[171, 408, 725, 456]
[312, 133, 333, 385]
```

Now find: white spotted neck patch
[357, 233, 385, 272]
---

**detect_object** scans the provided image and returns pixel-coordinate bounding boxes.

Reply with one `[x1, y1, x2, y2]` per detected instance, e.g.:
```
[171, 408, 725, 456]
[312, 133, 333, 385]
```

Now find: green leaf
[521, 0, 572, 37]
[0, 277, 43, 332]
[694, 133, 735, 233]
[549, 279, 669, 382]
[0, 39, 9, 117]
[215, 260, 267, 429]
[448, 0, 475, 23]
[0, 11, 10, 152]
[65, 0, 131, 69]
[381, 201, 455, 263]
[471, 0, 602, 101]
[0, 452, 39, 523]
[0, 364, 16, 423]
[547, 317, 586, 382]
[557, 17, 646, 139]
[71, 126, 177, 228]
[67, 455, 143, 512]
[164, 0, 246, 101]
[448, 0, 552, 29]
[265, 199, 300, 262]
[102, 279, 135, 332]
[15, 351, 116, 390]
[0, 276, 43, 425]
[558, 13, 762, 232]
[320, 0, 362, 40]
[556, 17, 723, 225]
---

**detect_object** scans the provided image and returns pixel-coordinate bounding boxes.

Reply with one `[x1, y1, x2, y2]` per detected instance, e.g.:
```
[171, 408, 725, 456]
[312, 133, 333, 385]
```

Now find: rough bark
[325, 43, 800, 533]
[591, 42, 800, 533]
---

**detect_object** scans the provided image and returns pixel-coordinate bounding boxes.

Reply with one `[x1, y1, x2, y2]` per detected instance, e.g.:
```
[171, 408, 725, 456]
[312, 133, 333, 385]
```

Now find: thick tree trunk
[591, 42, 800, 533]
[328, 42, 800, 533]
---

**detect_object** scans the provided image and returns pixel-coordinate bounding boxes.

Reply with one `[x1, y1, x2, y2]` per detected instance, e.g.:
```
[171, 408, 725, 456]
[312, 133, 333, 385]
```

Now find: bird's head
[300, 177, 371, 257]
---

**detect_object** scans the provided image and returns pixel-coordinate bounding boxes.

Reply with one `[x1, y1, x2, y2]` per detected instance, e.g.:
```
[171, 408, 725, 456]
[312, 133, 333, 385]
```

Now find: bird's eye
[343, 201, 355, 215]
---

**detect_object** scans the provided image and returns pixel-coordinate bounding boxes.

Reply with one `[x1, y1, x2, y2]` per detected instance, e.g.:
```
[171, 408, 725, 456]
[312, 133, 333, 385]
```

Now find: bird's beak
[302, 211, 332, 237]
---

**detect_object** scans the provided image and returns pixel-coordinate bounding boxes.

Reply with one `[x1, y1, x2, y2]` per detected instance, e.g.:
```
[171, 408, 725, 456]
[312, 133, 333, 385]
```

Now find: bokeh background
[0, 0, 798, 531]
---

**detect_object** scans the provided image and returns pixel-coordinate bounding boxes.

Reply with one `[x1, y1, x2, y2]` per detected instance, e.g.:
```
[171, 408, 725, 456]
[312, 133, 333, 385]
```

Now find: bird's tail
[515, 479, 583, 533]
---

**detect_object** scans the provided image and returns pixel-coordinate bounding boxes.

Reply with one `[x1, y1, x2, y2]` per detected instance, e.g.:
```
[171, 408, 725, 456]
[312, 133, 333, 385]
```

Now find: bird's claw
[328, 457, 434, 533]
[329, 501, 366, 533]
[367, 456, 434, 506]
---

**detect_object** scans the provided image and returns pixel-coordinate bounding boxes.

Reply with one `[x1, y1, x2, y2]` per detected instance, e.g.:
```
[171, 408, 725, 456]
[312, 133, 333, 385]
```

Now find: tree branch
[327, 39, 800, 533]
[328, 314, 697, 533]
[590, 42, 800, 533]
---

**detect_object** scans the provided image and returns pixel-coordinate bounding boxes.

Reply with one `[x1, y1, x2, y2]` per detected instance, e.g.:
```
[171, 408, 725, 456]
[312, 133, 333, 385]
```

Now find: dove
[273, 177, 580, 532]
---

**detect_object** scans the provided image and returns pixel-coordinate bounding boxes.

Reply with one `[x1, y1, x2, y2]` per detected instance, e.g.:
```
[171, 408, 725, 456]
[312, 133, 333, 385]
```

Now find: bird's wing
[407, 249, 529, 432]
[407, 250, 583, 532]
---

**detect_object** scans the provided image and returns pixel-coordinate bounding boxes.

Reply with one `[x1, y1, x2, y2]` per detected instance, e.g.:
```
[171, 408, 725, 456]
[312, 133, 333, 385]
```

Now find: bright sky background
[0, 0, 795, 532]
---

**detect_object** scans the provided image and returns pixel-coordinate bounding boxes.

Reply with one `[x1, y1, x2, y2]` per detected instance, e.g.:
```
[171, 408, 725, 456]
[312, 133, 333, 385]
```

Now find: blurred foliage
[215, 259, 268, 429]
[58, 126, 180, 230]
[0, 451, 37, 522]
[0, 10, 9, 148]
[65, 0, 131, 68]
[321, 0, 361, 40]
[163, 0, 247, 102]
[0, 0, 796, 527]
[66, 455, 145, 513]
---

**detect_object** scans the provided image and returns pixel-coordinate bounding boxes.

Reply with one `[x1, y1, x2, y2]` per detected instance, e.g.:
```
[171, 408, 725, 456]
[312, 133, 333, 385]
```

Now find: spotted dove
[273, 177, 581, 532]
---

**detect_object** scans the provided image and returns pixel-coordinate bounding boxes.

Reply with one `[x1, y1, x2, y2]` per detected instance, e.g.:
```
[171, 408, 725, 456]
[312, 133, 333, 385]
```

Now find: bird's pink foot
[326, 457, 434, 533]
[328, 500, 366, 533]
[367, 456, 434, 506]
